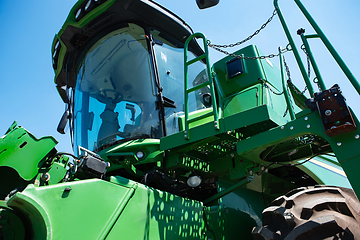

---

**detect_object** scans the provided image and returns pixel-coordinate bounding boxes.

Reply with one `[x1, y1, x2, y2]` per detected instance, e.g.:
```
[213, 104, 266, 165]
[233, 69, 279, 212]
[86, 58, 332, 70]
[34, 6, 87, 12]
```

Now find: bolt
[290, 126, 294, 130]
[355, 134, 360, 139]
[281, 126, 285, 130]
[325, 110, 332, 116]
[297, 28, 305, 35]
[304, 117, 309, 121]
[214, 121, 218, 124]
[307, 124, 311, 129]
[337, 142, 342, 147]
[184, 131, 187, 134]
[184, 135, 188, 138]
[214, 125, 218, 128]
[41, 173, 50, 182]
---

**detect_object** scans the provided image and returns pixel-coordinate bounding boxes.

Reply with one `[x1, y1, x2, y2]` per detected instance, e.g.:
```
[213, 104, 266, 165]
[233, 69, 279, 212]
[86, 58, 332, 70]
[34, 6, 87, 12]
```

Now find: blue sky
[0, 0, 359, 154]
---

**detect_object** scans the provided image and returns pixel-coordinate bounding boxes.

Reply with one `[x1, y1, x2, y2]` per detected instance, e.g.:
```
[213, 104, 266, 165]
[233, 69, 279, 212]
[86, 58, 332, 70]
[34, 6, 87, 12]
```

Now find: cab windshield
[72, 24, 210, 153]
[74, 24, 161, 152]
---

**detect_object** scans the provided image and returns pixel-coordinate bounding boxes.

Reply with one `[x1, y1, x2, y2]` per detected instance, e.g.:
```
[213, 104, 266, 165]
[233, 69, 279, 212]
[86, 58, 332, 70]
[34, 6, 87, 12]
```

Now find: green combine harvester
[1, 0, 360, 239]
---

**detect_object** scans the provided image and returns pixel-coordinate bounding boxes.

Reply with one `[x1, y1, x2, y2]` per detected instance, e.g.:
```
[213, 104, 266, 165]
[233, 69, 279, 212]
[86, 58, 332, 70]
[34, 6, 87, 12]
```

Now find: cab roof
[52, 0, 204, 102]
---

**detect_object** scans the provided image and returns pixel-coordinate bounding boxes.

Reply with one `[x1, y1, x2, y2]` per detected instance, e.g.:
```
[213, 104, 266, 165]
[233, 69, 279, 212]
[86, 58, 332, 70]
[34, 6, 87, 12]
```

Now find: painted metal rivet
[184, 131, 187, 134]
[337, 142, 342, 147]
[355, 134, 359, 139]
[184, 135, 188, 138]
[304, 117, 308, 121]
[41, 173, 50, 182]
[215, 125, 218, 128]
[307, 124, 310, 128]
[290, 126, 294, 130]
[281, 126, 285, 130]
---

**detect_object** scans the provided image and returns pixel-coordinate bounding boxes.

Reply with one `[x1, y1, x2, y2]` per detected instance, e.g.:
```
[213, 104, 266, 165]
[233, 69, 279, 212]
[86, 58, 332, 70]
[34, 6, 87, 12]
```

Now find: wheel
[252, 186, 360, 240]
[96, 89, 123, 104]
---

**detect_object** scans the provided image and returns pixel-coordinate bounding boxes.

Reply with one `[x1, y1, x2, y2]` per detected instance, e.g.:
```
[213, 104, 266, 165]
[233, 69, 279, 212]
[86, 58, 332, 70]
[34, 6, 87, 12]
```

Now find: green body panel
[160, 104, 287, 151]
[222, 84, 262, 117]
[178, 108, 213, 131]
[4, 176, 268, 239]
[213, 45, 266, 98]
[8, 179, 136, 239]
[0, 125, 57, 181]
[214, 45, 289, 121]
[98, 139, 163, 177]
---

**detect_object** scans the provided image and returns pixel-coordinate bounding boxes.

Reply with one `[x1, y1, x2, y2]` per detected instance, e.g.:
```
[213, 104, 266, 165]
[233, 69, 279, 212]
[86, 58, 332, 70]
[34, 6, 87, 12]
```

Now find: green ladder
[184, 33, 219, 140]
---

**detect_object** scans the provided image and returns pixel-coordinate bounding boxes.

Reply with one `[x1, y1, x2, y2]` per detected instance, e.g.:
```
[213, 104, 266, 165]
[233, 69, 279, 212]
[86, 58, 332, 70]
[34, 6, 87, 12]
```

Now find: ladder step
[186, 81, 209, 94]
[187, 111, 214, 123]
[186, 54, 206, 66]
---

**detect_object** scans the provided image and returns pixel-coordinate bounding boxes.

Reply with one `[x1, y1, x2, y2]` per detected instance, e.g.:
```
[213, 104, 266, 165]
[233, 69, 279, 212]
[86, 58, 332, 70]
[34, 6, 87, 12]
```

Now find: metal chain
[301, 45, 311, 79]
[207, 9, 291, 60]
[301, 45, 322, 91]
[283, 56, 308, 95]
[208, 45, 290, 60]
[208, 9, 277, 49]
[258, 78, 283, 95]
[283, 57, 293, 117]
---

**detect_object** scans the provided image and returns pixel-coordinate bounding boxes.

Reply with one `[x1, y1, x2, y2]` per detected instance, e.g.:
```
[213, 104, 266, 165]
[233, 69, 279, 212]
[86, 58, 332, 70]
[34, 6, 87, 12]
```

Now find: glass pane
[73, 24, 162, 152]
[151, 29, 211, 135]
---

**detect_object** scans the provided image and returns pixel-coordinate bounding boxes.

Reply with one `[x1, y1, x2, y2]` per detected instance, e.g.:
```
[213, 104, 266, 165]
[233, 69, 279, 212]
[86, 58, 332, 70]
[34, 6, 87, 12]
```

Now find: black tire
[252, 185, 360, 240]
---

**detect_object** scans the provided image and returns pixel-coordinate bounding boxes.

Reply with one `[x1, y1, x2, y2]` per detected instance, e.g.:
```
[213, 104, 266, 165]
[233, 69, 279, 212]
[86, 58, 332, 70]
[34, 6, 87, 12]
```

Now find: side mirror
[57, 110, 71, 134]
[196, 0, 219, 9]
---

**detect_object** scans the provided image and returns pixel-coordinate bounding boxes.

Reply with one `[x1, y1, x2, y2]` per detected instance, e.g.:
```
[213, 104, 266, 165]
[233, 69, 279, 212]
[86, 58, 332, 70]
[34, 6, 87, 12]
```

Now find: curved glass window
[74, 24, 161, 152]
[151, 29, 211, 135]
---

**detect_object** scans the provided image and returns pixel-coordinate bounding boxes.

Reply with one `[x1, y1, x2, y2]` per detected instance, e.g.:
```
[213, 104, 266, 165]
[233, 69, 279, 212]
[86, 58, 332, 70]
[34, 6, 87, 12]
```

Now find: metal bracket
[308, 84, 357, 137]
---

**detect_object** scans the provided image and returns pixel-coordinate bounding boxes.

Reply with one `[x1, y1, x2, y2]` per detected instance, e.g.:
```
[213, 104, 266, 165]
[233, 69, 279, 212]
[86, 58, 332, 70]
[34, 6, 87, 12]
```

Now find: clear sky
[0, 0, 359, 154]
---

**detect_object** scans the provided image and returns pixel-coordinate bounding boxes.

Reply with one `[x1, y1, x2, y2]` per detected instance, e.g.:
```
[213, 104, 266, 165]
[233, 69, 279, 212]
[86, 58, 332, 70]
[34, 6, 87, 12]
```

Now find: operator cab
[71, 22, 210, 153]
[53, 0, 213, 153]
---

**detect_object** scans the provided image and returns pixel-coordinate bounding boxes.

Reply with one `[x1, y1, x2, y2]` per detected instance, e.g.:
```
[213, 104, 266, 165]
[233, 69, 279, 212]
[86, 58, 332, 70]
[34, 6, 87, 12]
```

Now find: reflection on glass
[74, 24, 161, 152]
[73, 25, 212, 153]
[151, 29, 211, 135]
